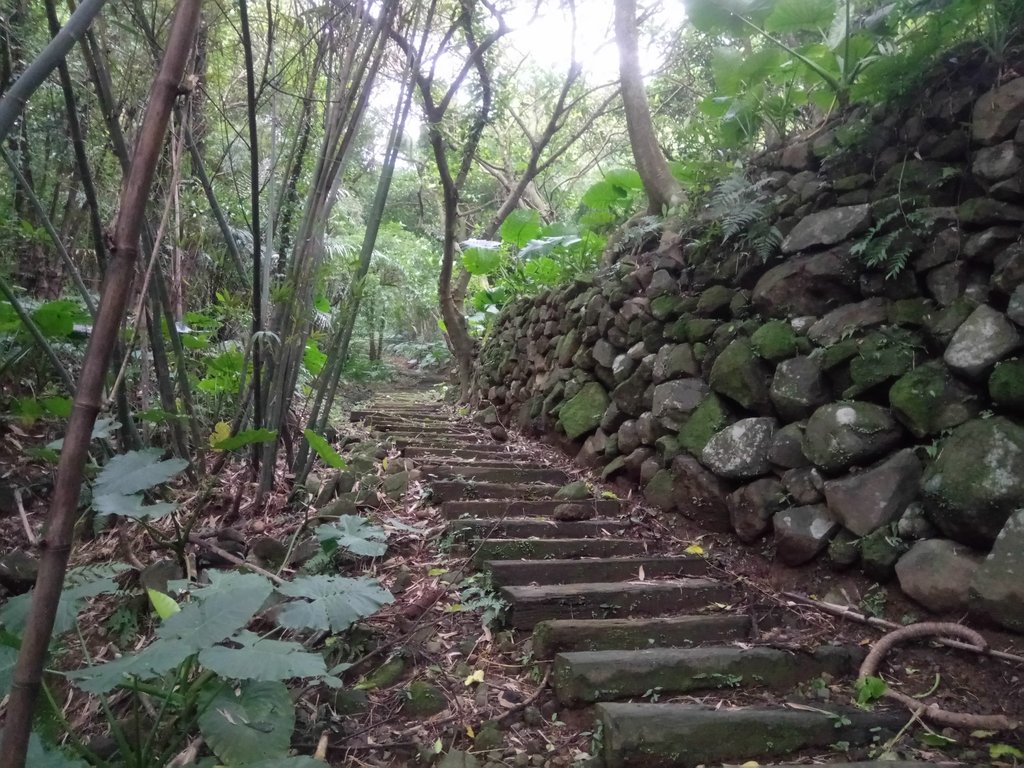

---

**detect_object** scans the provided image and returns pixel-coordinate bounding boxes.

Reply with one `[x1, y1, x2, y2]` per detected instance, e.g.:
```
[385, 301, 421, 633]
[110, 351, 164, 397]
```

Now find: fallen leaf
[464, 669, 484, 686]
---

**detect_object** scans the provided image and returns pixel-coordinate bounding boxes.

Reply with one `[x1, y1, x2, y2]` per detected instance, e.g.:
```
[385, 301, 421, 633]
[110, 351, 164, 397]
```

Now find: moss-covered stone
[989, 358, 1024, 411]
[889, 361, 979, 437]
[819, 337, 860, 370]
[845, 329, 923, 397]
[696, 285, 735, 317]
[888, 298, 934, 327]
[360, 656, 406, 690]
[925, 297, 978, 346]
[677, 394, 730, 457]
[651, 294, 688, 321]
[643, 468, 677, 510]
[555, 480, 591, 500]
[708, 338, 772, 412]
[656, 435, 681, 462]
[860, 527, 906, 582]
[827, 529, 861, 570]
[663, 317, 689, 342]
[601, 456, 627, 479]
[685, 318, 720, 343]
[474, 720, 503, 751]
[802, 401, 903, 473]
[922, 416, 1024, 546]
[403, 681, 447, 717]
[751, 320, 799, 363]
[558, 381, 609, 439]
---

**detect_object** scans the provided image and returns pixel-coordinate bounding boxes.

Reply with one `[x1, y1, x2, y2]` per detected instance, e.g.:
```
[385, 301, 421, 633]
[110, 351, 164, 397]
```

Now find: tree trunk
[0, 2, 201, 764]
[614, 0, 683, 215]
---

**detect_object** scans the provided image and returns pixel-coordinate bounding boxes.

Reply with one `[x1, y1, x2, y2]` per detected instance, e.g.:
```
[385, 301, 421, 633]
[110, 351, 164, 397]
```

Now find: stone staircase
[351, 396, 943, 768]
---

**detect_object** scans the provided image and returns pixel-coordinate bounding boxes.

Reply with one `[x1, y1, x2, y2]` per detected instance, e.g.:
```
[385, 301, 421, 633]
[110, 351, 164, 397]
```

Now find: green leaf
[581, 180, 625, 210]
[198, 680, 295, 766]
[157, 571, 273, 650]
[604, 167, 644, 191]
[991, 743, 1024, 759]
[93, 493, 178, 521]
[0, 564, 127, 637]
[765, 0, 836, 32]
[685, 0, 774, 33]
[31, 300, 86, 339]
[462, 246, 502, 276]
[303, 341, 327, 375]
[17, 733, 88, 768]
[198, 631, 327, 681]
[94, 449, 188, 497]
[213, 428, 278, 451]
[147, 589, 180, 619]
[0, 643, 16, 698]
[712, 46, 748, 93]
[303, 429, 346, 469]
[918, 731, 957, 747]
[42, 397, 72, 418]
[315, 516, 388, 557]
[275, 575, 393, 633]
[68, 638, 193, 694]
[500, 209, 542, 247]
[854, 675, 887, 707]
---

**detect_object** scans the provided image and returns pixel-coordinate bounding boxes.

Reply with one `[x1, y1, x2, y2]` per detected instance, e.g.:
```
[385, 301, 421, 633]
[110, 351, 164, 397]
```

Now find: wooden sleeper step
[501, 578, 731, 629]
[441, 499, 621, 519]
[431, 481, 563, 503]
[486, 555, 706, 586]
[473, 538, 649, 564]
[420, 465, 570, 484]
[597, 703, 904, 768]
[450, 518, 631, 540]
[553, 644, 862, 706]
[531, 615, 750, 658]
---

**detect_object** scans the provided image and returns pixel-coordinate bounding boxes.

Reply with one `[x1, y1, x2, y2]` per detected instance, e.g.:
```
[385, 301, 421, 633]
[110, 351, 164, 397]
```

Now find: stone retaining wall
[473, 62, 1024, 634]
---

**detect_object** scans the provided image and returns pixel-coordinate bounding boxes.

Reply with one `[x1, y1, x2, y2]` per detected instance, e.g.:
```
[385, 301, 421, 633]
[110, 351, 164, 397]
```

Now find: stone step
[474, 538, 649, 564]
[404, 446, 525, 459]
[351, 410, 443, 421]
[553, 645, 861, 706]
[431, 481, 563, 503]
[451, 518, 631, 540]
[405, 455, 540, 468]
[532, 615, 751, 658]
[597, 703, 903, 768]
[442, 499, 621, 518]
[501, 578, 730, 629]
[374, 428, 482, 438]
[486, 555, 705, 586]
[421, 465, 570, 484]
[386, 435, 497, 447]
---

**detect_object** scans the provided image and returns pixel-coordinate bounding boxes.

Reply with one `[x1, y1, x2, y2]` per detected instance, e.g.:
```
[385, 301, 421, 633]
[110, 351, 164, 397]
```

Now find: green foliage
[212, 427, 278, 451]
[197, 680, 295, 765]
[303, 429, 346, 469]
[854, 675, 888, 707]
[91, 449, 189, 521]
[706, 171, 781, 261]
[316, 515, 388, 557]
[275, 575, 394, 633]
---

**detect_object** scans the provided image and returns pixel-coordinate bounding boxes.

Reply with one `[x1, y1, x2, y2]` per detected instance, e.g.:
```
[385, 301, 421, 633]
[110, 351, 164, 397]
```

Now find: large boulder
[802, 402, 904, 473]
[708, 338, 772, 413]
[677, 394, 731, 457]
[972, 76, 1024, 144]
[921, 416, 1024, 547]
[770, 356, 830, 421]
[669, 455, 732, 532]
[781, 205, 871, 254]
[701, 418, 777, 480]
[889, 361, 980, 437]
[768, 422, 811, 469]
[558, 382, 610, 440]
[752, 247, 859, 317]
[989, 359, 1024, 411]
[652, 379, 709, 430]
[773, 505, 840, 565]
[807, 298, 888, 346]
[611, 369, 650, 417]
[728, 478, 786, 543]
[652, 344, 699, 383]
[943, 304, 1021, 380]
[823, 450, 923, 536]
[970, 510, 1024, 632]
[896, 539, 984, 613]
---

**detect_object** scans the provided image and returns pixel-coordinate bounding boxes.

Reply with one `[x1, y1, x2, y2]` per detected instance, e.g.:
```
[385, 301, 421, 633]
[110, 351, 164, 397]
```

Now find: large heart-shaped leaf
[765, 0, 836, 33]
[303, 429, 346, 469]
[199, 680, 294, 766]
[199, 631, 327, 681]
[275, 575, 393, 633]
[462, 245, 502, 276]
[0, 643, 17, 698]
[94, 449, 188, 497]
[315, 515, 387, 557]
[0, 564, 127, 637]
[158, 571, 272, 650]
[500, 209, 542, 247]
[68, 638, 193, 694]
[93, 493, 178, 521]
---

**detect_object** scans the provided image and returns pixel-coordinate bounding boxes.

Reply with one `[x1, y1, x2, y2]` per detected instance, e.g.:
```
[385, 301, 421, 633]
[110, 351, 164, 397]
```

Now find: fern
[851, 211, 914, 279]
[706, 172, 779, 260]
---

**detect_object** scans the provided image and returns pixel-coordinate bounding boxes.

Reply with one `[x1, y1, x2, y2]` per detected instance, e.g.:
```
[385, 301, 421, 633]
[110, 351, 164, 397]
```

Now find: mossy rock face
[802, 401, 903, 473]
[751, 320, 799, 363]
[558, 381, 609, 440]
[922, 416, 1024, 547]
[845, 329, 923, 397]
[650, 294, 689, 321]
[989, 359, 1024, 411]
[696, 285, 735, 317]
[474, 720, 503, 751]
[555, 480, 591, 500]
[643, 468, 677, 511]
[888, 298, 934, 327]
[360, 656, 406, 690]
[925, 297, 977, 346]
[403, 681, 447, 717]
[677, 394, 731, 457]
[888, 361, 979, 438]
[827, 529, 861, 570]
[820, 337, 860, 370]
[331, 688, 369, 715]
[708, 338, 772, 413]
[685, 318, 720, 343]
[860, 527, 907, 582]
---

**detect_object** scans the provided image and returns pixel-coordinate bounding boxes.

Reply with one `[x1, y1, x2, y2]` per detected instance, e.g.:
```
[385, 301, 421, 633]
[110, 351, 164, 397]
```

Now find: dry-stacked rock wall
[473, 63, 1024, 634]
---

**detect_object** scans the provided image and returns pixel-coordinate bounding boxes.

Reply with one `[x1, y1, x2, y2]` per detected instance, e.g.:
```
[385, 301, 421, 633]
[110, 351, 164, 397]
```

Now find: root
[859, 622, 1019, 732]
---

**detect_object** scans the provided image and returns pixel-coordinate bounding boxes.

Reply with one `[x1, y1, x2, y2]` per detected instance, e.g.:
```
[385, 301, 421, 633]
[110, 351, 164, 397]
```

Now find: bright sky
[505, 0, 689, 84]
